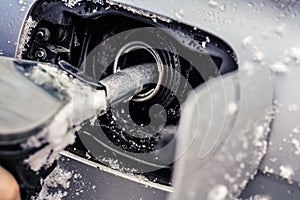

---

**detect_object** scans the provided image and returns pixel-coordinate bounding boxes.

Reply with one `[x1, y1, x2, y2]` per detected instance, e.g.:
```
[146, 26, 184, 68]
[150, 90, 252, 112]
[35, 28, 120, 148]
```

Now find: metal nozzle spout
[99, 64, 158, 105]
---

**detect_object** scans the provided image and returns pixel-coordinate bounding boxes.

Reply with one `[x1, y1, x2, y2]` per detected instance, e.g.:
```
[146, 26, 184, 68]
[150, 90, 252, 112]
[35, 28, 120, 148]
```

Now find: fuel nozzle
[0, 57, 159, 198]
[58, 60, 159, 106]
[99, 63, 158, 105]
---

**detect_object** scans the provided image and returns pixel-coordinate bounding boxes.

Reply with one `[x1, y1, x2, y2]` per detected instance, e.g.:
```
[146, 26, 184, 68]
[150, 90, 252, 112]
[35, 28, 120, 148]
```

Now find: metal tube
[100, 64, 158, 105]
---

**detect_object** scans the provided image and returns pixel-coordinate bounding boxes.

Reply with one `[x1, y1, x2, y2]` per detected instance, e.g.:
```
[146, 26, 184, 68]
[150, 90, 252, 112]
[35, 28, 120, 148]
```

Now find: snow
[288, 104, 299, 112]
[279, 165, 294, 180]
[241, 35, 265, 62]
[287, 47, 300, 63]
[175, 9, 184, 20]
[242, 35, 253, 47]
[269, 61, 288, 74]
[248, 194, 271, 200]
[23, 63, 107, 171]
[292, 127, 300, 134]
[92, 0, 104, 4]
[84, 152, 91, 160]
[291, 138, 300, 155]
[241, 36, 264, 62]
[269, 157, 277, 162]
[100, 157, 137, 173]
[208, 0, 219, 7]
[33, 166, 73, 200]
[16, 16, 37, 58]
[106, 0, 171, 23]
[282, 46, 300, 64]
[252, 49, 264, 62]
[275, 23, 285, 36]
[263, 166, 274, 174]
[254, 126, 265, 144]
[61, 0, 82, 8]
[227, 101, 238, 115]
[18, 0, 27, 12]
[201, 37, 211, 48]
[207, 0, 226, 11]
[207, 185, 228, 200]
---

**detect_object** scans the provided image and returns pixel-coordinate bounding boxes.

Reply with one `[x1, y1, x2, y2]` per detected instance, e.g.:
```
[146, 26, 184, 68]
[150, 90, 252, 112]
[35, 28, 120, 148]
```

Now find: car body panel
[2, 0, 300, 199]
[0, 0, 34, 57]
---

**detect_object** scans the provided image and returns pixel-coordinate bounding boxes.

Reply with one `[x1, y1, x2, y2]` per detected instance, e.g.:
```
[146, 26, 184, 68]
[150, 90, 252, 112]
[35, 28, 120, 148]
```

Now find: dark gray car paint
[56, 151, 171, 200]
[0, 0, 33, 57]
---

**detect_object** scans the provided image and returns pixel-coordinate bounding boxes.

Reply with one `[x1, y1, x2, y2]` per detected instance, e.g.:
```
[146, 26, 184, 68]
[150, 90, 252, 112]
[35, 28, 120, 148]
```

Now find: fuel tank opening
[113, 41, 164, 102]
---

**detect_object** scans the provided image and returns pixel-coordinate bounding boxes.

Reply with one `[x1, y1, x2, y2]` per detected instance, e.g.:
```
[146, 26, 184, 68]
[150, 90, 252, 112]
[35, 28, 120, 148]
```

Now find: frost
[283, 46, 300, 64]
[33, 167, 73, 200]
[248, 194, 271, 200]
[106, 0, 171, 23]
[183, 107, 273, 199]
[291, 138, 300, 155]
[92, 0, 104, 4]
[20, 6, 26, 12]
[242, 35, 253, 47]
[252, 48, 264, 62]
[100, 157, 137, 173]
[241, 36, 264, 62]
[263, 166, 274, 174]
[18, 0, 27, 12]
[279, 165, 294, 180]
[208, 0, 219, 7]
[207, 0, 226, 11]
[61, 0, 82, 8]
[269, 61, 288, 74]
[275, 23, 285, 36]
[174, 9, 184, 20]
[269, 157, 277, 162]
[33, 162, 91, 200]
[289, 47, 300, 63]
[292, 127, 300, 134]
[85, 152, 92, 159]
[207, 185, 228, 200]
[288, 104, 299, 112]
[16, 16, 37, 59]
[24, 63, 107, 171]
[227, 101, 238, 115]
[201, 36, 211, 48]
[253, 126, 265, 146]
